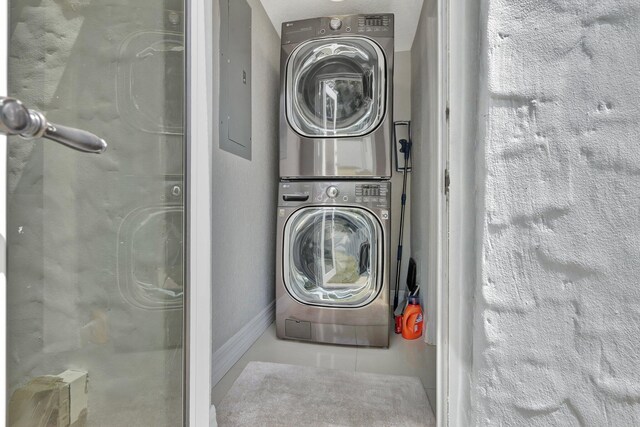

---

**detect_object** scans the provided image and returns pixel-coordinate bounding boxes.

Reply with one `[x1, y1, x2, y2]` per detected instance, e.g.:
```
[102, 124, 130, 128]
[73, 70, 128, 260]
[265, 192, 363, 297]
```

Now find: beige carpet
[217, 361, 435, 427]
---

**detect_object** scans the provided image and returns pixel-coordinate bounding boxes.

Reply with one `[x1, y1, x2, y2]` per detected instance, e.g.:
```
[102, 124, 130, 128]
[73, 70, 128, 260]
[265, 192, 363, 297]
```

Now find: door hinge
[444, 168, 450, 196]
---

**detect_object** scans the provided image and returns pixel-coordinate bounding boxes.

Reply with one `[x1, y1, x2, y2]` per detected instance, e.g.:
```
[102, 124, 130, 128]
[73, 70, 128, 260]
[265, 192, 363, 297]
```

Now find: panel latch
[444, 168, 450, 196]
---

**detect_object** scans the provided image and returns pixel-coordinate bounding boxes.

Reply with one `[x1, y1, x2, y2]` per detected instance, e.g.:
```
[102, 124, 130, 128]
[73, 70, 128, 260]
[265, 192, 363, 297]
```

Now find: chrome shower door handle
[0, 96, 31, 135]
[44, 123, 107, 154]
[0, 97, 107, 154]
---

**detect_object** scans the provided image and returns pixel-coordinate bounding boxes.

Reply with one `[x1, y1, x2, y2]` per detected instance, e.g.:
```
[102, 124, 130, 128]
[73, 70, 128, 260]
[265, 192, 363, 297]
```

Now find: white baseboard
[210, 404, 217, 427]
[211, 300, 275, 387]
[425, 320, 436, 345]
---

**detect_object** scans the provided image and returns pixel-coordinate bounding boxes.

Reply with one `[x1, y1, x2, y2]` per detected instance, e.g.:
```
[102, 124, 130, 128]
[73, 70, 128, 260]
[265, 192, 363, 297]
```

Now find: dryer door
[286, 37, 386, 138]
[284, 206, 383, 308]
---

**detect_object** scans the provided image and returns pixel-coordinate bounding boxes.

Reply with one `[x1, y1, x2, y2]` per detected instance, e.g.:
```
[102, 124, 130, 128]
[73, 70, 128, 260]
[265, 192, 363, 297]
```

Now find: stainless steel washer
[276, 181, 391, 347]
[279, 14, 395, 179]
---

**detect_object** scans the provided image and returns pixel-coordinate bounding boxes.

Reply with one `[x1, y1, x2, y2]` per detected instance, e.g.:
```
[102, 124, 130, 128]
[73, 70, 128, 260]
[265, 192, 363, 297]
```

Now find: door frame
[0, 1, 213, 425]
[186, 0, 213, 425]
[1, 3, 8, 425]
[439, 0, 482, 425]
[436, 0, 450, 423]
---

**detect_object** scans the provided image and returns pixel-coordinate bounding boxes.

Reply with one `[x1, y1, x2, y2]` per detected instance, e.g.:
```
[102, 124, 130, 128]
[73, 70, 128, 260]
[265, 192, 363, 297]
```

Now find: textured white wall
[474, 0, 640, 425]
[211, 0, 280, 353]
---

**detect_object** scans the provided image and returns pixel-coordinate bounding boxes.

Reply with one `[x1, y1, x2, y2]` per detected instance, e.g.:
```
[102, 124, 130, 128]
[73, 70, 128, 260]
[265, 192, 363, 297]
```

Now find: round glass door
[286, 37, 386, 138]
[284, 207, 382, 308]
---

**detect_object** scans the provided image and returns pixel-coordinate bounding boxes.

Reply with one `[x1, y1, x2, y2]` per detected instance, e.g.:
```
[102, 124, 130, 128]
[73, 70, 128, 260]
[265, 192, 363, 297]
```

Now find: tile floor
[211, 323, 437, 416]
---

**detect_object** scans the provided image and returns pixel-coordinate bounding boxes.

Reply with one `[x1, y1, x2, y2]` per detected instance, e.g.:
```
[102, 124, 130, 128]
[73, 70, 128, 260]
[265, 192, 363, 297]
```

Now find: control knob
[326, 186, 339, 198]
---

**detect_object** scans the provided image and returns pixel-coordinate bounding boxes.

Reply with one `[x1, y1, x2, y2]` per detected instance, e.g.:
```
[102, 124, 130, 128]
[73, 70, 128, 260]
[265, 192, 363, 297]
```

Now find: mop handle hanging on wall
[393, 138, 412, 312]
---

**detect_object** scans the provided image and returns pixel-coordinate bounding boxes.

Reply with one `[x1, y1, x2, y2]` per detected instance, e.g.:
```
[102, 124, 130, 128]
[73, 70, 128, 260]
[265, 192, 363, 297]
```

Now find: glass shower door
[5, 1, 186, 426]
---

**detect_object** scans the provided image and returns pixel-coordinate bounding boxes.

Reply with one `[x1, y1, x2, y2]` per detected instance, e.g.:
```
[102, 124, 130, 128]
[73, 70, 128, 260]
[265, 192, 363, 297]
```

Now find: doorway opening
[209, 0, 452, 425]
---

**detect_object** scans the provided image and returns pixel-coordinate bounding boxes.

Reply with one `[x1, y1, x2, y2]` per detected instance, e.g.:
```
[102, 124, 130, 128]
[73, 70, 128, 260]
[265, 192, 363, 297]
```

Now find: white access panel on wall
[219, 0, 252, 160]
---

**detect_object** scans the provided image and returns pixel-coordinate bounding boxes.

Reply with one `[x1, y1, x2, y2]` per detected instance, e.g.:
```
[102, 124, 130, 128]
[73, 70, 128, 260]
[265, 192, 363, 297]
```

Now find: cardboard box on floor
[8, 370, 88, 427]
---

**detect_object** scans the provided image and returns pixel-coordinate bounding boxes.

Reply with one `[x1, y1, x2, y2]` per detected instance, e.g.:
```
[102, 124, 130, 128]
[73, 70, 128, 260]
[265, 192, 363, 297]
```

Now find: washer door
[284, 206, 383, 308]
[118, 205, 184, 310]
[117, 31, 185, 135]
[286, 37, 386, 138]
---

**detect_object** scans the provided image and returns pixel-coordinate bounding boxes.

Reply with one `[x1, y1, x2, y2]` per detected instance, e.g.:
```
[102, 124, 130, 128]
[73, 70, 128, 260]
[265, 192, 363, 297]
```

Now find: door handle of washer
[363, 70, 374, 101]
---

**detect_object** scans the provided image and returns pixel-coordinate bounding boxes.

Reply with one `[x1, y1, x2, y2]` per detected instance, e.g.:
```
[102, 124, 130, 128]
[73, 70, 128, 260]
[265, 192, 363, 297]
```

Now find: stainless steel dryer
[276, 181, 391, 347]
[279, 14, 394, 179]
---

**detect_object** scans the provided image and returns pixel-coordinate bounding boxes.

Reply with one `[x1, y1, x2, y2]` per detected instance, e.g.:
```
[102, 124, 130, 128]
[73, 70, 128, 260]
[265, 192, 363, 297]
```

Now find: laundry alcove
[209, 0, 452, 425]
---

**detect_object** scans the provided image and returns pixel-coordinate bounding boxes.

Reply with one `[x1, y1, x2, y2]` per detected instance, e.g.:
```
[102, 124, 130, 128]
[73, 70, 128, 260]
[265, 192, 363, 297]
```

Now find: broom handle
[393, 140, 411, 311]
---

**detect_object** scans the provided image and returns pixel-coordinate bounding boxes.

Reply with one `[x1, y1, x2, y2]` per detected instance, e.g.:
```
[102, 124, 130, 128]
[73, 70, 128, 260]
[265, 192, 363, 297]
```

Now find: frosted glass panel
[6, 1, 185, 426]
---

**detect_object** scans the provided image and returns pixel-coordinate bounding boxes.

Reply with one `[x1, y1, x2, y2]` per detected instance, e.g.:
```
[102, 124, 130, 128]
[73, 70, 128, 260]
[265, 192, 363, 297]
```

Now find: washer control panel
[279, 181, 390, 209]
[356, 183, 384, 197]
[355, 183, 389, 206]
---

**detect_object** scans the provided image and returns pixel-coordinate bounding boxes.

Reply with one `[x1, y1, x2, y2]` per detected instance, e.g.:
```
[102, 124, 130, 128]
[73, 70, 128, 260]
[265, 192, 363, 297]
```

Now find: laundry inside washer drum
[292, 210, 373, 290]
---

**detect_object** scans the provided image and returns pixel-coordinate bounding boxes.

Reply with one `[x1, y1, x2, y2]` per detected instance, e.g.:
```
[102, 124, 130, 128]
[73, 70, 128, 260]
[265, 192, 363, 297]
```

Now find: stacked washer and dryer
[276, 14, 395, 347]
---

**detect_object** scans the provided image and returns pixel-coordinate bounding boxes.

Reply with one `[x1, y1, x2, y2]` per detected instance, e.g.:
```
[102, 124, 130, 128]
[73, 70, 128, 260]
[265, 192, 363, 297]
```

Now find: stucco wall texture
[474, 0, 640, 425]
